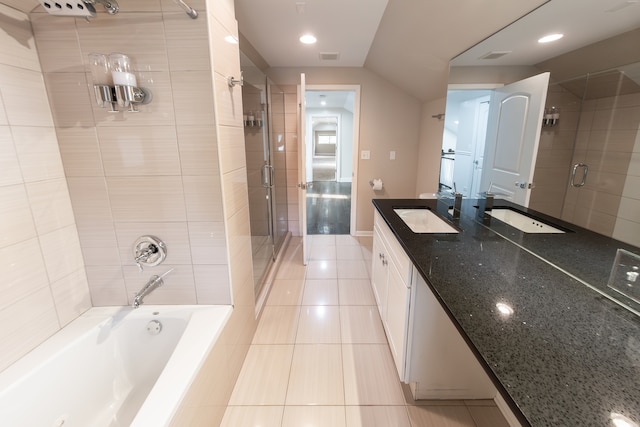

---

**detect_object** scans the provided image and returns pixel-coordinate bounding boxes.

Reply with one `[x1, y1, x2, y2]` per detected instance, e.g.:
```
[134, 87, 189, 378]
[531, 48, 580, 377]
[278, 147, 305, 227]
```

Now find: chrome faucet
[87, 0, 119, 14]
[132, 268, 173, 309]
[477, 183, 496, 220]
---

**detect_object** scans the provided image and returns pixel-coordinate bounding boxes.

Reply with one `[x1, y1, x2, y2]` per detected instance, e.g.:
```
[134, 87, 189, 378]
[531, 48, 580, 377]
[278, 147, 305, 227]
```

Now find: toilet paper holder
[369, 179, 383, 190]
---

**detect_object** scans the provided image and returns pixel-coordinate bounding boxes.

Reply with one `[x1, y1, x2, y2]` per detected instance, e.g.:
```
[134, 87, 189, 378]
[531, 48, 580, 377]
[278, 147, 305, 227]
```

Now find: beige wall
[0, 3, 91, 373]
[267, 67, 422, 233]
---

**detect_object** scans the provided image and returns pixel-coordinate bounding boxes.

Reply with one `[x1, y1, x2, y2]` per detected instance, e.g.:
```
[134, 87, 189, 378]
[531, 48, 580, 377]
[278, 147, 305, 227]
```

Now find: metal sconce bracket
[228, 72, 244, 87]
[93, 84, 152, 113]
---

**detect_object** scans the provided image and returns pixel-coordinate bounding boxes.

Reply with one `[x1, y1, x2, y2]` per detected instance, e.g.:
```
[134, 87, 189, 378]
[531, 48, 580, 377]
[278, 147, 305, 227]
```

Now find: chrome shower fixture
[38, 0, 119, 18]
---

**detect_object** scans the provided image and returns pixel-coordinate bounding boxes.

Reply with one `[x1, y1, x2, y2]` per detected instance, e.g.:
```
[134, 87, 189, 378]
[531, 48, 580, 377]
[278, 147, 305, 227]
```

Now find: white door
[470, 99, 490, 197]
[298, 73, 310, 265]
[480, 72, 549, 206]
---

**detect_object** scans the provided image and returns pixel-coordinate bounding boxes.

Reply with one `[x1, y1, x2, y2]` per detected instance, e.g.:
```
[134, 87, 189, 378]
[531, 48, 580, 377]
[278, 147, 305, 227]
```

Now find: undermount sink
[488, 208, 565, 234]
[393, 208, 459, 234]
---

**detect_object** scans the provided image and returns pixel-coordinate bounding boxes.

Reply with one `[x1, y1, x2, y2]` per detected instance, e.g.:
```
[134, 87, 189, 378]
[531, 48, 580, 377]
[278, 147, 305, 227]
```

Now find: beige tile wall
[30, 0, 235, 307]
[529, 84, 582, 218]
[170, 1, 258, 424]
[562, 92, 640, 241]
[1, 0, 257, 421]
[282, 85, 300, 235]
[0, 4, 90, 372]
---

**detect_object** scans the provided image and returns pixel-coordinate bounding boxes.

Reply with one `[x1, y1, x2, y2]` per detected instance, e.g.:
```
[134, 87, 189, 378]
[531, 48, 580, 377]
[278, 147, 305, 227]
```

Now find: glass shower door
[240, 53, 288, 300]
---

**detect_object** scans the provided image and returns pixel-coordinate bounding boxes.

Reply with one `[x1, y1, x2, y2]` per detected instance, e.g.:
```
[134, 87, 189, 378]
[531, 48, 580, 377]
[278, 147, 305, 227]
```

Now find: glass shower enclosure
[240, 52, 288, 300]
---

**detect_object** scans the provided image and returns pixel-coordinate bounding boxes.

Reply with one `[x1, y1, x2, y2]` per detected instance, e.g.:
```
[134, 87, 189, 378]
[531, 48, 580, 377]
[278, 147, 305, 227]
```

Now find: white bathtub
[0, 305, 232, 427]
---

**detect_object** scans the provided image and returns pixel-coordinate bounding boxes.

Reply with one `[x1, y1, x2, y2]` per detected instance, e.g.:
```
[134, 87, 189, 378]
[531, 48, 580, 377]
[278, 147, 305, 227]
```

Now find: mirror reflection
[445, 1, 640, 248]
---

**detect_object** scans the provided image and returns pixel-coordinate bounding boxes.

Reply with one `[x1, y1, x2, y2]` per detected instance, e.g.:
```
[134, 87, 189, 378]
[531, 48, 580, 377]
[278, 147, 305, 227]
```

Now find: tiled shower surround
[530, 83, 640, 246]
[0, 3, 259, 416]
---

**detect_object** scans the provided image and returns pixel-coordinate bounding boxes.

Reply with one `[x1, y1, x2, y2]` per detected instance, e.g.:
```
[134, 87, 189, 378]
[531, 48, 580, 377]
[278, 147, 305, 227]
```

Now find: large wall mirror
[445, 0, 640, 248]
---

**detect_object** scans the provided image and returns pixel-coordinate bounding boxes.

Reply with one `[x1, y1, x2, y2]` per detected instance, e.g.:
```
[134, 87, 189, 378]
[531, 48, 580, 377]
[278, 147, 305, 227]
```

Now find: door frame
[303, 84, 361, 236]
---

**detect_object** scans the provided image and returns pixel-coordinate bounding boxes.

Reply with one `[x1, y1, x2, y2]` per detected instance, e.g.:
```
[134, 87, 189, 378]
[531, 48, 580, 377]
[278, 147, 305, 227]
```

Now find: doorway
[303, 88, 359, 235]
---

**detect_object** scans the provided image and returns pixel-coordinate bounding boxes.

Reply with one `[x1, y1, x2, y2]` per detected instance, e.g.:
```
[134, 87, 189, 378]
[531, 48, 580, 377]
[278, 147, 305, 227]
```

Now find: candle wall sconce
[88, 52, 152, 113]
[542, 106, 560, 128]
[243, 111, 263, 128]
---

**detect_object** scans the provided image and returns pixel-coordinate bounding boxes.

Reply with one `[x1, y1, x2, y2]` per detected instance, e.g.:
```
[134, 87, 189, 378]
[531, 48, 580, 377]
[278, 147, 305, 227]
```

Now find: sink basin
[393, 208, 459, 234]
[488, 208, 565, 234]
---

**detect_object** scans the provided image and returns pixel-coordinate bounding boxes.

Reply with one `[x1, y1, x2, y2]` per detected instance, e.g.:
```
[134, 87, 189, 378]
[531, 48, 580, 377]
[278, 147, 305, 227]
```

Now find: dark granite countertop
[373, 198, 640, 427]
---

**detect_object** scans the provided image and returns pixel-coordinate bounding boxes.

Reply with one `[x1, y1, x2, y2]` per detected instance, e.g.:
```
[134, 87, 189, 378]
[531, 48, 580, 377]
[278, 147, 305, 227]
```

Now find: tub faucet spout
[132, 268, 174, 309]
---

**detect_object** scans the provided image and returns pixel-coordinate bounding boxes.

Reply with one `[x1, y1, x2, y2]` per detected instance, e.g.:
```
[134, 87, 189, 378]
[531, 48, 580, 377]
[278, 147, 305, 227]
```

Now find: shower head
[38, 0, 119, 18]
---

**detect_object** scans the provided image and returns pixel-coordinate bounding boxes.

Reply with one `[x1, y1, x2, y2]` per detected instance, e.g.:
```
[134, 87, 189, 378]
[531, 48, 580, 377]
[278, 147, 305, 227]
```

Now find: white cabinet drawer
[374, 211, 412, 285]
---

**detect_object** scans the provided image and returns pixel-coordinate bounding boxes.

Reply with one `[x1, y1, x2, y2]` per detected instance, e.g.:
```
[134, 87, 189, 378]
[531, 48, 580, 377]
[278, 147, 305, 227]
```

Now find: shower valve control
[133, 235, 167, 272]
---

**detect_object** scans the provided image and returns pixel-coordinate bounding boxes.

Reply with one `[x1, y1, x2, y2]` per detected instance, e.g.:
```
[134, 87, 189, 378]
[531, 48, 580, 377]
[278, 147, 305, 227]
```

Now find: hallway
[221, 236, 509, 426]
[306, 182, 352, 235]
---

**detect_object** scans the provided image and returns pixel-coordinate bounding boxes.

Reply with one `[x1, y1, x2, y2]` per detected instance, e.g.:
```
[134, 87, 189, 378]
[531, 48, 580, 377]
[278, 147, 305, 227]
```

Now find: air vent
[478, 51, 511, 60]
[319, 52, 340, 61]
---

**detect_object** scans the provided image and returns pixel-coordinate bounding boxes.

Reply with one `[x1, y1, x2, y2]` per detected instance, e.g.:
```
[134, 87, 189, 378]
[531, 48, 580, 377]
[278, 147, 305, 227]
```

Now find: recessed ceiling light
[538, 33, 564, 44]
[299, 34, 317, 45]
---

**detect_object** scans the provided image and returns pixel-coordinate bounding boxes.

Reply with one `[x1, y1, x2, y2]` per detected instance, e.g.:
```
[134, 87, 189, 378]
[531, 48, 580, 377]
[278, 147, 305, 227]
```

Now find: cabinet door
[385, 259, 411, 380]
[407, 274, 496, 399]
[371, 227, 388, 320]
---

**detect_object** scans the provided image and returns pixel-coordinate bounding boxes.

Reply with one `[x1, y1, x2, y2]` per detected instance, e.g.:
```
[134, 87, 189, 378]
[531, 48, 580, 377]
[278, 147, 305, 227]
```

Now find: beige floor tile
[310, 244, 337, 260]
[336, 244, 364, 260]
[463, 399, 497, 406]
[286, 344, 345, 405]
[361, 245, 373, 261]
[406, 405, 476, 427]
[337, 259, 369, 279]
[340, 306, 387, 344]
[282, 406, 346, 427]
[342, 344, 405, 405]
[306, 260, 338, 279]
[335, 235, 360, 246]
[338, 278, 376, 305]
[302, 279, 339, 305]
[296, 305, 341, 343]
[309, 234, 336, 247]
[346, 405, 411, 427]
[267, 278, 304, 306]
[229, 345, 294, 405]
[276, 259, 307, 280]
[252, 306, 300, 344]
[220, 406, 284, 427]
[467, 405, 510, 427]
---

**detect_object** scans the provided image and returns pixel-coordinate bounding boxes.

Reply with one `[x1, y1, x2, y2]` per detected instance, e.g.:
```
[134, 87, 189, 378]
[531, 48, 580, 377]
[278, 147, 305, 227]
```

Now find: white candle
[112, 71, 137, 87]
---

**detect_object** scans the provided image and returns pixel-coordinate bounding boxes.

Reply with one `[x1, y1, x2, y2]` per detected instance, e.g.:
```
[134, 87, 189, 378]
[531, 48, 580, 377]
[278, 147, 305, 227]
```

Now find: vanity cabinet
[372, 211, 412, 379]
[372, 211, 496, 400]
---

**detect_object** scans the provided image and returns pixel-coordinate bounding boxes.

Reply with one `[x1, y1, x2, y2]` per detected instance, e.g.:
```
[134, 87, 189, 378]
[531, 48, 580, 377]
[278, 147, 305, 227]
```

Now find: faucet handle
[133, 235, 167, 271]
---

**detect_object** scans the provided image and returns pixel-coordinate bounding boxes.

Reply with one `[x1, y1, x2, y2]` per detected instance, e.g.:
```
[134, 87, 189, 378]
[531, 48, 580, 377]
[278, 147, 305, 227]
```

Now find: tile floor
[221, 235, 510, 427]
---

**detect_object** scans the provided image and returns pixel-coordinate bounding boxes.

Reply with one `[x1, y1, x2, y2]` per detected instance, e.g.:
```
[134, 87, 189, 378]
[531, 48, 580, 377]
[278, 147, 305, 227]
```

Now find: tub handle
[133, 235, 167, 271]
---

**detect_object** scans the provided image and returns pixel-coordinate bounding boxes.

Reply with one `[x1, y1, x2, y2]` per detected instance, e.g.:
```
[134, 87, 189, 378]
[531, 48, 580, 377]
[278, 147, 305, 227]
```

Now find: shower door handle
[571, 163, 588, 187]
[262, 164, 274, 188]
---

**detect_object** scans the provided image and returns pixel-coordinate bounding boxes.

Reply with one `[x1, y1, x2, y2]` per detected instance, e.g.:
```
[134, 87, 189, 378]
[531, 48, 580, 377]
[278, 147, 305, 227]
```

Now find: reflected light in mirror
[496, 302, 515, 316]
[224, 35, 239, 44]
[611, 412, 639, 427]
[538, 33, 564, 43]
